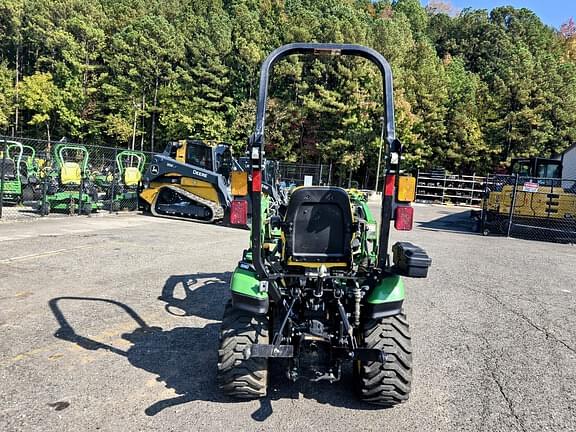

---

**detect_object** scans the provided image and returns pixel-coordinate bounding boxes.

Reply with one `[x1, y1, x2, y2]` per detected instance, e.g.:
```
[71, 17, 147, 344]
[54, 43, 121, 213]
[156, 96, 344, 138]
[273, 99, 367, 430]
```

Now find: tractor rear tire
[217, 300, 269, 399]
[355, 311, 412, 407]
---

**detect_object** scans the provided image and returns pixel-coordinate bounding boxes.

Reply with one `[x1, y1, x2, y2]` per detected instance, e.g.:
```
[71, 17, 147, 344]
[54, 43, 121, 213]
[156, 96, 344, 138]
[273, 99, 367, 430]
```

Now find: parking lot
[1, 205, 575, 432]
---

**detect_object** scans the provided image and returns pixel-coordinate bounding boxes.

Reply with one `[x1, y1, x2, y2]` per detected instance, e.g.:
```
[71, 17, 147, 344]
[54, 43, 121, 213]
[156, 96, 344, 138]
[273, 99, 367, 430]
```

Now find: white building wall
[562, 145, 576, 190]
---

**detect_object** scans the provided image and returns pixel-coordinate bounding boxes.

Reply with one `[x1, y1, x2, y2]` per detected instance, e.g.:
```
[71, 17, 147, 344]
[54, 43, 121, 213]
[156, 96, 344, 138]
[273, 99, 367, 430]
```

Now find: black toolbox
[392, 242, 431, 278]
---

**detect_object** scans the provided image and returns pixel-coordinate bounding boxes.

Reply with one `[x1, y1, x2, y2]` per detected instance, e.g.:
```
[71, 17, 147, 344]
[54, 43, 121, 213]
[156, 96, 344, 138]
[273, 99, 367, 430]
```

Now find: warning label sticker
[522, 182, 539, 193]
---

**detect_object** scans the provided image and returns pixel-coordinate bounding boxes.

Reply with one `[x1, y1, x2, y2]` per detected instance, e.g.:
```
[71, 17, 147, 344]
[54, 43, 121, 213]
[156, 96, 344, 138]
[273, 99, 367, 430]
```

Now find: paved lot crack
[424, 298, 530, 432]
[488, 365, 528, 432]
[462, 286, 576, 356]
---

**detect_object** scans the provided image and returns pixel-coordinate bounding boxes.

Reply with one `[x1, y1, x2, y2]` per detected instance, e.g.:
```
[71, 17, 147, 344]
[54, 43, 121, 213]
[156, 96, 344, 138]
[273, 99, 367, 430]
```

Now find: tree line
[1, 0, 575, 179]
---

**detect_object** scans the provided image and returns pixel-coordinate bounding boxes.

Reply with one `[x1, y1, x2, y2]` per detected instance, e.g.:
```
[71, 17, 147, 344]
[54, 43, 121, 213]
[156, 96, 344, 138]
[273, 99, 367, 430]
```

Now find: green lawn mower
[10, 142, 46, 202]
[217, 44, 431, 406]
[102, 150, 146, 211]
[37, 143, 99, 215]
[0, 140, 24, 204]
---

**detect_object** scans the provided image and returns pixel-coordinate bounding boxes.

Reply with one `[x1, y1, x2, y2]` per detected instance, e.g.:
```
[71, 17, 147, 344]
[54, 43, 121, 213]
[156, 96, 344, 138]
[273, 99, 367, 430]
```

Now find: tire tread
[356, 311, 412, 407]
[217, 301, 268, 398]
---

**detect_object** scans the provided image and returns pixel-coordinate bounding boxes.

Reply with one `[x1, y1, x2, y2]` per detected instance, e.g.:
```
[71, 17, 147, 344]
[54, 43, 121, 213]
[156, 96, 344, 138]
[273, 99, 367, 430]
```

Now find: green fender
[367, 275, 405, 304]
[365, 275, 405, 318]
[230, 267, 269, 314]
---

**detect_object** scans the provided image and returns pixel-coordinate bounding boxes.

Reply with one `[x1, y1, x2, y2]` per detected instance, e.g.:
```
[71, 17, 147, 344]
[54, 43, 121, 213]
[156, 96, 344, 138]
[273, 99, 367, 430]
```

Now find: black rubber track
[217, 301, 269, 398]
[355, 311, 412, 407]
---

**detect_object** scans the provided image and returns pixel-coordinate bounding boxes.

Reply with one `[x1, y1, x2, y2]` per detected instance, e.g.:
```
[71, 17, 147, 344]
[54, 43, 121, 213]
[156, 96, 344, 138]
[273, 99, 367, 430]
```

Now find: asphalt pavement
[0, 205, 575, 431]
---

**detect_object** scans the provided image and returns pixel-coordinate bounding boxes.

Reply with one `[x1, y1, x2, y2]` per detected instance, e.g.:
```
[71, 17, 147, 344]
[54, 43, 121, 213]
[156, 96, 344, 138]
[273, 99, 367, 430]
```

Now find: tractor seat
[283, 186, 353, 267]
[124, 167, 142, 186]
[61, 162, 82, 185]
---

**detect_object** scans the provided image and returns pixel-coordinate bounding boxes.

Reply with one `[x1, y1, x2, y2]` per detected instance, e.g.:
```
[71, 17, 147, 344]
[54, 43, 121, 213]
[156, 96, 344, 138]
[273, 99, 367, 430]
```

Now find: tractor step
[246, 344, 294, 359]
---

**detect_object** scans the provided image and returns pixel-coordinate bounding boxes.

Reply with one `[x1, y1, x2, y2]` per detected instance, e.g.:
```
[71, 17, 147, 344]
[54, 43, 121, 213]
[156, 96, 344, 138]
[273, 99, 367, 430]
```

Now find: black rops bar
[250, 43, 401, 279]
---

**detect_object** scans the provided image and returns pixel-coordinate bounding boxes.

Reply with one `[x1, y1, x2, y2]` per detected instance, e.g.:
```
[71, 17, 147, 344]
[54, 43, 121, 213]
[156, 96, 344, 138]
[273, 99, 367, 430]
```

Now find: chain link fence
[480, 174, 576, 243]
[278, 162, 333, 187]
[0, 136, 153, 221]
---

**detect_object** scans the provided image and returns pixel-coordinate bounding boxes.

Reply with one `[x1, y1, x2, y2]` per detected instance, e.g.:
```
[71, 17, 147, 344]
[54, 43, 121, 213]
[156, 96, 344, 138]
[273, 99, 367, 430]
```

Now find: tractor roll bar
[250, 43, 400, 279]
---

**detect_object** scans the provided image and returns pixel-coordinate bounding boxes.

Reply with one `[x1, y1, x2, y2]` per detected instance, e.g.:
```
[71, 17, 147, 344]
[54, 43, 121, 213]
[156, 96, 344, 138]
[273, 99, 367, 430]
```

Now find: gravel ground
[0, 205, 575, 432]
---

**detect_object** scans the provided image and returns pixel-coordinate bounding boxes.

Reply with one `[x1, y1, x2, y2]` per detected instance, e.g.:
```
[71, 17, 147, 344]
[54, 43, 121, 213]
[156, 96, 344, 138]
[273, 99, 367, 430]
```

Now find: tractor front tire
[217, 300, 269, 399]
[355, 311, 412, 407]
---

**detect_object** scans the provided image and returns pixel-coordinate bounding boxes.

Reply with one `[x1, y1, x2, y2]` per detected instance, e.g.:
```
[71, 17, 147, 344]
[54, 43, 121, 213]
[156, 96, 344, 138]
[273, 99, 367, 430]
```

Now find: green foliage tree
[18, 72, 61, 143]
[0, 63, 15, 128]
[0, 0, 573, 181]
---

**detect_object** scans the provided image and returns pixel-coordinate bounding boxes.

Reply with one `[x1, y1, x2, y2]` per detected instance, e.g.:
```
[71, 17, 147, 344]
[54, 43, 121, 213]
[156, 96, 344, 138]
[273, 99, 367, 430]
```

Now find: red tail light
[394, 206, 414, 231]
[230, 199, 248, 225]
[384, 174, 396, 197]
[252, 169, 262, 192]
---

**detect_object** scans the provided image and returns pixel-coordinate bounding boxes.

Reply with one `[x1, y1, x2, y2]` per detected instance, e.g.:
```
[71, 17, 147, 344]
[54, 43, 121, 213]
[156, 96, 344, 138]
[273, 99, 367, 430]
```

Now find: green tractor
[0, 140, 24, 204]
[37, 143, 99, 215]
[217, 44, 431, 406]
[102, 150, 146, 211]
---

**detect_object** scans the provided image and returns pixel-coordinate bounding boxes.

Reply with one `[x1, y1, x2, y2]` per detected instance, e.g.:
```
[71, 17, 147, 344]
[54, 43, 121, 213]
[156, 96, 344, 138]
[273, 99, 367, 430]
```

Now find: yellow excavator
[140, 139, 235, 223]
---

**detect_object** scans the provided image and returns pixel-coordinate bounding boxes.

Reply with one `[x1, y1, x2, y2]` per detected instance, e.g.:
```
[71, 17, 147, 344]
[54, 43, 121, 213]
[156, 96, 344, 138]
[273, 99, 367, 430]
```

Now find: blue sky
[422, 1, 574, 29]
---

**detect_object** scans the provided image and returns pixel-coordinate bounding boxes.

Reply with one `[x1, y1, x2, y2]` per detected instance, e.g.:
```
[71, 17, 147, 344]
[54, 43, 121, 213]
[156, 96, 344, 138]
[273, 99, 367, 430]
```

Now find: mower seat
[124, 167, 141, 187]
[283, 186, 353, 268]
[61, 162, 82, 185]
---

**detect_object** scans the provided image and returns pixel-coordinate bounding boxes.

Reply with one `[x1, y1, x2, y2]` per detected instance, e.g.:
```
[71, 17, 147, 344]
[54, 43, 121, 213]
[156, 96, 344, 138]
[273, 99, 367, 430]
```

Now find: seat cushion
[61, 162, 82, 185]
[124, 167, 142, 186]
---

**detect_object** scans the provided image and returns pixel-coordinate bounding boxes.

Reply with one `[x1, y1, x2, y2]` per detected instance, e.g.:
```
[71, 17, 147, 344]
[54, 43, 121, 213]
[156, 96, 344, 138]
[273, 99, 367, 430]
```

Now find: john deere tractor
[217, 44, 431, 406]
[38, 144, 99, 215]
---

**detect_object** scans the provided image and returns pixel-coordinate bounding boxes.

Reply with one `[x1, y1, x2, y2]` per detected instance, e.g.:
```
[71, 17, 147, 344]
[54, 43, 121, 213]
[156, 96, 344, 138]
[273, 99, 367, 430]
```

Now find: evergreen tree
[0, 0, 573, 178]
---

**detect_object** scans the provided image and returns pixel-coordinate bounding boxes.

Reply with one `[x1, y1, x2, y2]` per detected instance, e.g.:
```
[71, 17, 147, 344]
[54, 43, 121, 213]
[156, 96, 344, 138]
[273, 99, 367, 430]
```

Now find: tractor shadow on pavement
[416, 209, 479, 234]
[158, 272, 232, 321]
[48, 274, 389, 421]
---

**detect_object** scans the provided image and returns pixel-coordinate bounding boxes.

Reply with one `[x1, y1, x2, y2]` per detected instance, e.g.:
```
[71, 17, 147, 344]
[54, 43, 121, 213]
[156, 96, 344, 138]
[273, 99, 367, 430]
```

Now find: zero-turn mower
[101, 150, 146, 211]
[36, 143, 99, 215]
[217, 43, 431, 406]
[15, 143, 45, 202]
[0, 140, 24, 204]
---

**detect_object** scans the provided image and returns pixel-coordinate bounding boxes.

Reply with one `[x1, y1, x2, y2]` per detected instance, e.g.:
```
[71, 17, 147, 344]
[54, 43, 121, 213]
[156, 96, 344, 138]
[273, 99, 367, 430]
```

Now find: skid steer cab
[217, 43, 431, 407]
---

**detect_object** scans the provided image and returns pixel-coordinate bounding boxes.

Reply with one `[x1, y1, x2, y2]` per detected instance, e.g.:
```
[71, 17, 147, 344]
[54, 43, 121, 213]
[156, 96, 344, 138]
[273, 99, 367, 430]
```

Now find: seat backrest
[61, 162, 82, 185]
[124, 167, 142, 186]
[283, 186, 353, 267]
